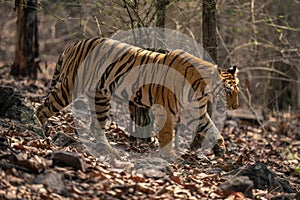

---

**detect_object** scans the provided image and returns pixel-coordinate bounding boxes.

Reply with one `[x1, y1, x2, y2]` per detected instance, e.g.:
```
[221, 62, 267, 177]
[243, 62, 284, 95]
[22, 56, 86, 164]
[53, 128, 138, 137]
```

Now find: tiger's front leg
[87, 91, 119, 158]
[190, 113, 225, 157]
[157, 111, 178, 160]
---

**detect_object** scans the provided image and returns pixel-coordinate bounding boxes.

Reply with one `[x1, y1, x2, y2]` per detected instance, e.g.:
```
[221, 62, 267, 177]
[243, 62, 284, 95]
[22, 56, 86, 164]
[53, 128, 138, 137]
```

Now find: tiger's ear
[227, 65, 238, 75]
[217, 66, 223, 74]
[217, 67, 227, 80]
[218, 67, 221, 74]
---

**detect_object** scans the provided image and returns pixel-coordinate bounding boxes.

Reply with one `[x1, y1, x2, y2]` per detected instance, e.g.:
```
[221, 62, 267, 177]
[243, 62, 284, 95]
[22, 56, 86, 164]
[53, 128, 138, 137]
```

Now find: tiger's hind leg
[156, 110, 179, 161]
[86, 91, 119, 157]
[128, 102, 153, 142]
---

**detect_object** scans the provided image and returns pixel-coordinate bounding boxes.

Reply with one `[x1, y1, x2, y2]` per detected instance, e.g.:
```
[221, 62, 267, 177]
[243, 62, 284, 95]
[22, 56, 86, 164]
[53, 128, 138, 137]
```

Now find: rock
[51, 151, 85, 172]
[225, 162, 295, 193]
[52, 132, 78, 147]
[240, 162, 275, 190]
[296, 192, 300, 200]
[139, 169, 166, 179]
[218, 176, 253, 198]
[271, 193, 300, 200]
[0, 86, 44, 137]
[32, 171, 69, 196]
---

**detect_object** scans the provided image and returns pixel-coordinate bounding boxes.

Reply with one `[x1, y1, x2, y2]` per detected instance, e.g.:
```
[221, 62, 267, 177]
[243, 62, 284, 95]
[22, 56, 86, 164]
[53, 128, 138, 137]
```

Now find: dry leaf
[169, 172, 182, 185]
[136, 183, 155, 194]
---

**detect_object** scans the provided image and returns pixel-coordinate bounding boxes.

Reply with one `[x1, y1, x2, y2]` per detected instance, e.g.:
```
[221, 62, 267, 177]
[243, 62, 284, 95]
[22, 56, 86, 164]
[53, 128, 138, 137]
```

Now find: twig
[230, 161, 250, 179]
[221, 42, 281, 67]
[241, 66, 293, 79]
[250, 75, 300, 84]
[0, 161, 38, 174]
[94, 16, 102, 36]
[240, 90, 265, 131]
[122, 0, 136, 30]
[186, 27, 202, 56]
[0, 142, 18, 154]
[265, 87, 288, 109]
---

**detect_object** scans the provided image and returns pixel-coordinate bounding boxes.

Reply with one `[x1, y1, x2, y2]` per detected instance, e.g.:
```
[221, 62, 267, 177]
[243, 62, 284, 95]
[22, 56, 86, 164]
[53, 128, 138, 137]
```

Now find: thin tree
[155, 0, 169, 48]
[202, 0, 217, 62]
[11, 0, 39, 79]
[203, 0, 217, 117]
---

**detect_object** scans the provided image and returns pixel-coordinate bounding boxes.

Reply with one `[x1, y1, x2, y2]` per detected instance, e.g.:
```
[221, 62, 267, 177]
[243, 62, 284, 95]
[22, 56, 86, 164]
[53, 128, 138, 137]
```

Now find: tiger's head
[219, 65, 239, 110]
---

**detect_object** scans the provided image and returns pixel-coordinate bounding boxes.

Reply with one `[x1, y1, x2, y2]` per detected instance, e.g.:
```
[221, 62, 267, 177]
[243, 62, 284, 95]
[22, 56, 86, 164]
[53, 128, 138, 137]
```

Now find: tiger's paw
[212, 138, 226, 157]
[94, 142, 120, 158]
[88, 132, 120, 158]
[84, 139, 121, 160]
[212, 145, 225, 157]
[160, 143, 181, 162]
[91, 129, 120, 157]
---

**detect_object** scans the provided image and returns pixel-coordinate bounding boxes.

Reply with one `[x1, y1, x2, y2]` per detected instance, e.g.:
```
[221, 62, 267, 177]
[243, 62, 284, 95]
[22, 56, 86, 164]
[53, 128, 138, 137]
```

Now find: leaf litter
[0, 64, 299, 199]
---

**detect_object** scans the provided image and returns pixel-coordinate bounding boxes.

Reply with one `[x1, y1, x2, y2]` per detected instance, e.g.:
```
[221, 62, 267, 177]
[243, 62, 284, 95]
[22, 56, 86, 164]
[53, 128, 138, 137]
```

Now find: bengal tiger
[36, 36, 239, 159]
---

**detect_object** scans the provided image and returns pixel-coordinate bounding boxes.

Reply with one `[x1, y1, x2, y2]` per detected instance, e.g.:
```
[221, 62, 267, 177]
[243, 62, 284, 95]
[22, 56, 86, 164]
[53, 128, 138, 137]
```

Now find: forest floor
[0, 64, 299, 200]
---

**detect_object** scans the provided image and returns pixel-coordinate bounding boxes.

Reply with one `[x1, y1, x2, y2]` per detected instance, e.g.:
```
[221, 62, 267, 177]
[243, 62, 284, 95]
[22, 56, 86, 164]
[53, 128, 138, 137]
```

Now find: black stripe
[198, 112, 207, 120]
[161, 86, 166, 106]
[80, 40, 107, 90]
[61, 84, 69, 105]
[140, 51, 148, 65]
[168, 98, 177, 116]
[161, 54, 168, 65]
[115, 54, 135, 77]
[52, 91, 64, 107]
[99, 62, 116, 89]
[109, 81, 116, 93]
[51, 104, 60, 113]
[197, 120, 209, 133]
[184, 65, 194, 79]
[148, 84, 153, 105]
[76, 38, 93, 66]
[196, 96, 203, 101]
[92, 110, 109, 116]
[110, 43, 132, 62]
[155, 84, 160, 104]
[97, 116, 108, 122]
[99, 43, 128, 87]
[193, 103, 206, 110]
[94, 95, 109, 101]
[94, 100, 110, 107]
[186, 112, 206, 126]
[152, 53, 161, 63]
[168, 53, 183, 66]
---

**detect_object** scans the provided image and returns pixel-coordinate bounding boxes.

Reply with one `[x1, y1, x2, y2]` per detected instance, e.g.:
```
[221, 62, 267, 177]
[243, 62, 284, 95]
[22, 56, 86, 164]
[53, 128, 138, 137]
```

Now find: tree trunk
[203, 0, 217, 118]
[11, 0, 39, 79]
[156, 0, 168, 28]
[202, 0, 217, 63]
[155, 0, 169, 48]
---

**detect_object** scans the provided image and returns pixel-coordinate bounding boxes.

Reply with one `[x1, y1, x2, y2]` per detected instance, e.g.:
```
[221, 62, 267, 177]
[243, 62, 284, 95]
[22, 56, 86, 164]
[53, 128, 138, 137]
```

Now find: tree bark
[155, 0, 169, 48]
[203, 0, 217, 117]
[202, 0, 217, 63]
[11, 0, 39, 79]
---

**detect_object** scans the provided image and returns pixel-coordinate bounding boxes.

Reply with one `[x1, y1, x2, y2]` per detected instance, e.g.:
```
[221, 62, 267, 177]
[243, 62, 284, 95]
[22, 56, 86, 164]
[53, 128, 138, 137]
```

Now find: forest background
[0, 0, 300, 112]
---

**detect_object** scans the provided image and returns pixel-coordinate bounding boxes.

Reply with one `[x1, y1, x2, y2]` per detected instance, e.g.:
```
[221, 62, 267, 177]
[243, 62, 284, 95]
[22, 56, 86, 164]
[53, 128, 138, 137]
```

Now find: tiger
[36, 36, 239, 159]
